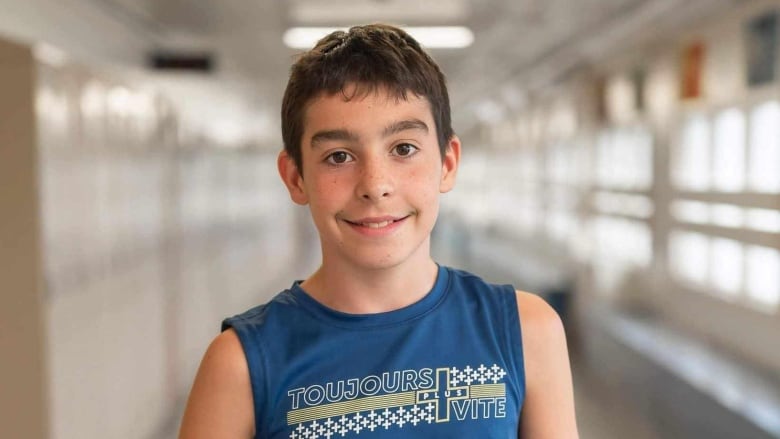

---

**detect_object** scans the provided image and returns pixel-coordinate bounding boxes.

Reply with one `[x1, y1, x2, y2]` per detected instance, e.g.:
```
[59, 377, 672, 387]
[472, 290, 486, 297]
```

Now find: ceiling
[0, 0, 739, 146]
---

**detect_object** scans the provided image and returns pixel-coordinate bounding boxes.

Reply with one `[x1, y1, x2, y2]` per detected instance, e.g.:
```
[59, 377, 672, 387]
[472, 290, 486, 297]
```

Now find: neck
[300, 252, 439, 314]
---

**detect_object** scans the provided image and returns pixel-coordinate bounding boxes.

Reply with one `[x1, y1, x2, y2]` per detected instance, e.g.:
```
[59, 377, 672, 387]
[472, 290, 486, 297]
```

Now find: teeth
[362, 220, 392, 228]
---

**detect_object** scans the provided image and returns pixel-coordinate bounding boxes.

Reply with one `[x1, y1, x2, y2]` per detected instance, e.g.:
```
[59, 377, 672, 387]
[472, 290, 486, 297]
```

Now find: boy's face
[278, 85, 460, 271]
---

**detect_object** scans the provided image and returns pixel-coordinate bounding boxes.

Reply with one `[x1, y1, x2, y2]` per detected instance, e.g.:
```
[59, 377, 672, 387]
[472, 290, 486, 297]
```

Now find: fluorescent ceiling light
[283, 26, 474, 49]
[289, 0, 469, 24]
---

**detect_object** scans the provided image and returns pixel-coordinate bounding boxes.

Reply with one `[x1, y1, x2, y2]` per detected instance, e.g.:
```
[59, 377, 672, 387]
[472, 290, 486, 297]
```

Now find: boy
[179, 24, 578, 438]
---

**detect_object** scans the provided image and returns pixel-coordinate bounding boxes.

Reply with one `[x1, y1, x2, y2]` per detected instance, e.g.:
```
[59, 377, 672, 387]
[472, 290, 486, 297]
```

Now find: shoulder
[515, 290, 566, 342]
[178, 329, 255, 439]
[514, 290, 568, 381]
[202, 329, 250, 378]
[515, 290, 579, 437]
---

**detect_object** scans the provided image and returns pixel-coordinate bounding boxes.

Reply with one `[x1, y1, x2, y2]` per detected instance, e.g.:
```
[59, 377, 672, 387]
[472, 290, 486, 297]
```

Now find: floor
[572, 360, 661, 439]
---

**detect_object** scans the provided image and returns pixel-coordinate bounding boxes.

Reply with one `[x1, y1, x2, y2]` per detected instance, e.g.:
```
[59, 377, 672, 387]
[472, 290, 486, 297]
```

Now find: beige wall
[0, 33, 313, 439]
[0, 37, 49, 439]
[35, 52, 311, 438]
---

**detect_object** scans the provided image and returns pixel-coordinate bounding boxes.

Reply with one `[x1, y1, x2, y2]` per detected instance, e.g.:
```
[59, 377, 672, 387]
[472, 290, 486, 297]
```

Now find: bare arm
[516, 291, 579, 438]
[178, 329, 255, 439]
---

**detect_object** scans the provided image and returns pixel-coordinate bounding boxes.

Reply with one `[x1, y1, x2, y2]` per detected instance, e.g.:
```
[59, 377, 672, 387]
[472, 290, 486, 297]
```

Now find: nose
[356, 156, 394, 201]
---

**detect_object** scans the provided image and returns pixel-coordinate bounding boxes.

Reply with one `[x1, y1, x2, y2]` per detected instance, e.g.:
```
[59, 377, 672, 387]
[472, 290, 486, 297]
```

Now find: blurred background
[1, 0, 780, 438]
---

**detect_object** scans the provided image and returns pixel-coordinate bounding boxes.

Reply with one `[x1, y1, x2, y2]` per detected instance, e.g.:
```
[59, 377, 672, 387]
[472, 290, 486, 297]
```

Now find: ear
[439, 135, 461, 193]
[277, 150, 309, 205]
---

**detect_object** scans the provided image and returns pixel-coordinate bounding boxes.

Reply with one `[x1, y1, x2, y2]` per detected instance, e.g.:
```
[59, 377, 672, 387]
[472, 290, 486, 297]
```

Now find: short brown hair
[281, 23, 454, 173]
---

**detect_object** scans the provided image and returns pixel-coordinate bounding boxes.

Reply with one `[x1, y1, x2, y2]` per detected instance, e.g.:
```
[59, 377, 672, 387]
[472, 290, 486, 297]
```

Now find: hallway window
[710, 237, 743, 299]
[672, 202, 780, 233]
[673, 114, 710, 191]
[670, 230, 780, 312]
[746, 245, 780, 311]
[593, 216, 652, 267]
[710, 203, 745, 228]
[547, 141, 582, 185]
[669, 230, 708, 285]
[746, 208, 780, 233]
[590, 216, 652, 295]
[712, 108, 745, 192]
[595, 192, 653, 219]
[624, 127, 653, 190]
[596, 126, 653, 191]
[670, 200, 709, 224]
[748, 101, 780, 193]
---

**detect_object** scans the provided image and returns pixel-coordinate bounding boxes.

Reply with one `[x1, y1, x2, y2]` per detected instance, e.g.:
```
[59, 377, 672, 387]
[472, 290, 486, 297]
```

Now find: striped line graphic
[287, 392, 417, 425]
[468, 384, 506, 398]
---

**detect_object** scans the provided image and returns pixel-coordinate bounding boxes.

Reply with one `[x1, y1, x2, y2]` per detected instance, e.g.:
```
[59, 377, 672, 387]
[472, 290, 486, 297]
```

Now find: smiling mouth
[344, 216, 411, 229]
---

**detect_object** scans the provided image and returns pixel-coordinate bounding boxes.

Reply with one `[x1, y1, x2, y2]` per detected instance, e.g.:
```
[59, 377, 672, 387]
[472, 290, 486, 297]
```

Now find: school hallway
[3, 0, 780, 438]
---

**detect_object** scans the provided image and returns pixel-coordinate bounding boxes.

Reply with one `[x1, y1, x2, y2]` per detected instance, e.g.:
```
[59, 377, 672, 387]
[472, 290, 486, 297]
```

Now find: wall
[0, 36, 49, 439]
[34, 49, 310, 439]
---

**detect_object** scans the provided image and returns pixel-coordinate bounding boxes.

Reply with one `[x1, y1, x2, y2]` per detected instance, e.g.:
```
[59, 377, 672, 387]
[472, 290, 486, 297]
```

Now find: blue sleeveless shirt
[222, 265, 525, 438]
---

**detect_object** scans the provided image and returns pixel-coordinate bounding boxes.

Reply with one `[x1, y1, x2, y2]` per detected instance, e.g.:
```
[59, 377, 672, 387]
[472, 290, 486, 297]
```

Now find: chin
[345, 241, 430, 272]
[347, 252, 408, 271]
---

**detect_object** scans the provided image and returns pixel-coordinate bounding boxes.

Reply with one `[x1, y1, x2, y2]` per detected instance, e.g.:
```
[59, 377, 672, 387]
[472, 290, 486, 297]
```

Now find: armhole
[502, 286, 526, 412]
[222, 317, 267, 439]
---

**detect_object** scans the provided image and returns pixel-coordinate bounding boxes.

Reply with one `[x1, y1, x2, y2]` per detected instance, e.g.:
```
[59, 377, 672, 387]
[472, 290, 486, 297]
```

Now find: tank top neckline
[289, 264, 450, 329]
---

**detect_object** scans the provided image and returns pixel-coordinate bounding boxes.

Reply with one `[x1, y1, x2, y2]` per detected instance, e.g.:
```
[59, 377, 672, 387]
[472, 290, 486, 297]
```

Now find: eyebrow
[310, 129, 359, 148]
[308, 118, 429, 148]
[382, 119, 429, 138]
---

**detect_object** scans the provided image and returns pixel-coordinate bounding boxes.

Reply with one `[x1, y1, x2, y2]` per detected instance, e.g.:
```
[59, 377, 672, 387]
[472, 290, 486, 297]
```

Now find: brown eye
[327, 151, 352, 164]
[393, 143, 418, 157]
